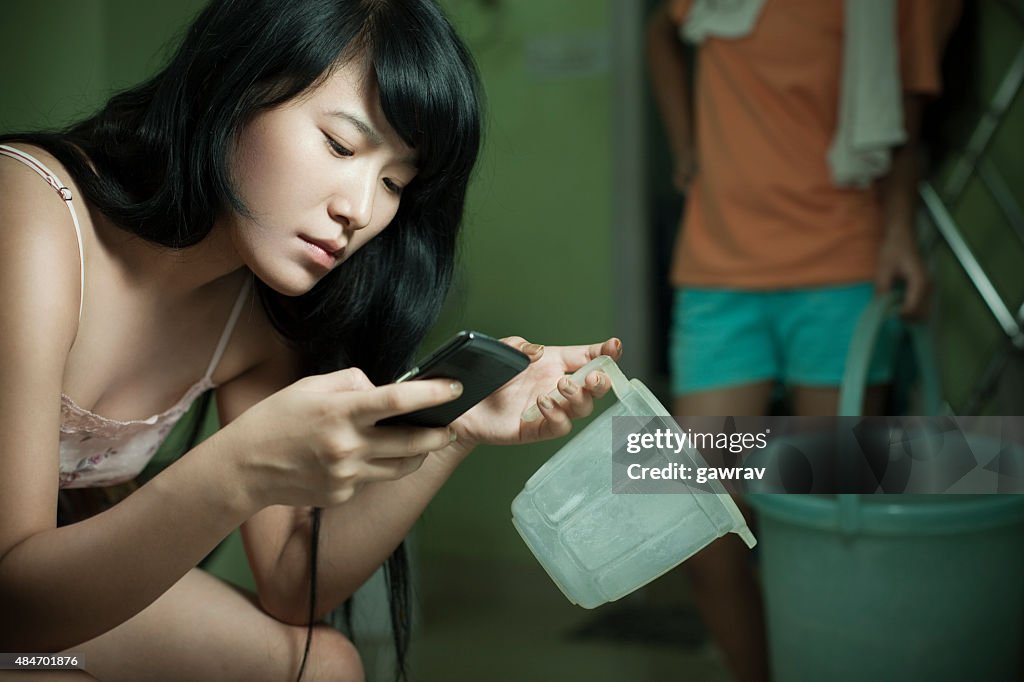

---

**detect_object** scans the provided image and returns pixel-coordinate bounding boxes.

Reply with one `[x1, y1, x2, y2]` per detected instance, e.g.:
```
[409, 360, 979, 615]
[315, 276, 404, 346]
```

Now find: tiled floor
[405, 553, 735, 682]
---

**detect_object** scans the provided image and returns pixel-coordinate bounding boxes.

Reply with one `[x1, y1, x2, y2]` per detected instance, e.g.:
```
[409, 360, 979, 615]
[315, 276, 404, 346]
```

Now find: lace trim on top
[58, 378, 216, 489]
[58, 275, 249, 489]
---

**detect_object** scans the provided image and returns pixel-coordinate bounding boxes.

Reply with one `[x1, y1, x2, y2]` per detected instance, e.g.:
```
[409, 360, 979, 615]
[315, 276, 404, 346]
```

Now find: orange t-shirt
[667, 0, 959, 288]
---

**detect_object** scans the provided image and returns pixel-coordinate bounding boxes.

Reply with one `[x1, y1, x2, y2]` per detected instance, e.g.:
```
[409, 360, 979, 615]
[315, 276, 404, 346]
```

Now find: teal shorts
[669, 283, 900, 395]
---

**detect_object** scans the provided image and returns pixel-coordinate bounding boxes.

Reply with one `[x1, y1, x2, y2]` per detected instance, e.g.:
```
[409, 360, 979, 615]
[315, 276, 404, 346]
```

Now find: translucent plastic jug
[511, 356, 756, 609]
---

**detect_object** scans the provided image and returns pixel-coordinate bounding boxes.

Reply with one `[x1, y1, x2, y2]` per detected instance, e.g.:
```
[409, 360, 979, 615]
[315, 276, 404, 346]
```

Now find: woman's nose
[330, 175, 375, 230]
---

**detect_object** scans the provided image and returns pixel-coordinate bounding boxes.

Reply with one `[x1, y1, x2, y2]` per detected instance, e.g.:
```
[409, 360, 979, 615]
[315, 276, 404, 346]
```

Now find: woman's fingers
[535, 392, 572, 438]
[370, 452, 430, 480]
[556, 376, 592, 419]
[502, 335, 544, 361]
[523, 369, 611, 426]
[367, 425, 455, 458]
[353, 378, 463, 424]
[345, 453, 430, 486]
[322, 426, 444, 493]
[557, 337, 623, 371]
[583, 370, 613, 399]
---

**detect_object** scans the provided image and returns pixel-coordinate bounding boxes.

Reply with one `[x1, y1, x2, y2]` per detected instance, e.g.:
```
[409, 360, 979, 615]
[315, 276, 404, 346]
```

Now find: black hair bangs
[364, 0, 482, 196]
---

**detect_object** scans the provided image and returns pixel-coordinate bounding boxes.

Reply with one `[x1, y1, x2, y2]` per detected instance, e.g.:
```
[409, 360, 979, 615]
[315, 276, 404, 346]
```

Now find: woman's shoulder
[0, 142, 84, 352]
[0, 141, 78, 188]
[0, 142, 87, 230]
[0, 141, 87, 288]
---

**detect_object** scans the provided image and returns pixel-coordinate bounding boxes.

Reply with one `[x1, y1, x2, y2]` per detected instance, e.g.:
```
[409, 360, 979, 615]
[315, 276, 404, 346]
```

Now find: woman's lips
[300, 236, 346, 268]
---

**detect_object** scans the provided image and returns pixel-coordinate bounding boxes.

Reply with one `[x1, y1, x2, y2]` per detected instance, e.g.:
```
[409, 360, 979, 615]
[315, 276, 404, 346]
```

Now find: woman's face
[227, 58, 418, 296]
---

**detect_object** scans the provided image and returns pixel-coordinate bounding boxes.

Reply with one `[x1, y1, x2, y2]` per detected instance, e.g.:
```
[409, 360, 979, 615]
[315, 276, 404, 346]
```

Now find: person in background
[646, 1, 962, 680]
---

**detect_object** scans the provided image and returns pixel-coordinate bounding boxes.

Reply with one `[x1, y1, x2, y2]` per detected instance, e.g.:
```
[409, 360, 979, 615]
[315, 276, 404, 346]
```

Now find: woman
[0, 1, 620, 679]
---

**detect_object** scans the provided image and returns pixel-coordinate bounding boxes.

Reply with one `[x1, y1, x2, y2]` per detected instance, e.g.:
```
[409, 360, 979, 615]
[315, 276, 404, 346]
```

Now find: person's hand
[226, 368, 460, 509]
[449, 336, 623, 450]
[875, 225, 929, 318]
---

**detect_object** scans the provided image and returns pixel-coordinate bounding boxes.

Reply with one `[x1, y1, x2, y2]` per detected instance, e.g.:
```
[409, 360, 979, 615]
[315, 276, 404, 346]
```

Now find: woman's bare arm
[0, 158, 259, 652]
[218, 354, 470, 625]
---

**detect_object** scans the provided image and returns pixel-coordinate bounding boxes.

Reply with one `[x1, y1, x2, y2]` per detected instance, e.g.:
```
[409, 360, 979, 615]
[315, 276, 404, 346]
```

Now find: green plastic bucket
[750, 492, 1024, 681]
[749, 293, 1024, 681]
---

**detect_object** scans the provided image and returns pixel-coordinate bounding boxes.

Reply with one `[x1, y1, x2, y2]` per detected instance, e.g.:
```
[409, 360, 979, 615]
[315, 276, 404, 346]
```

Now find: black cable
[295, 507, 322, 682]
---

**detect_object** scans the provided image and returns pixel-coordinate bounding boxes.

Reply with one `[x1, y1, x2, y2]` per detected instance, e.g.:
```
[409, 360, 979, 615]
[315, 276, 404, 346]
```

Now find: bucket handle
[838, 291, 942, 418]
[835, 290, 943, 533]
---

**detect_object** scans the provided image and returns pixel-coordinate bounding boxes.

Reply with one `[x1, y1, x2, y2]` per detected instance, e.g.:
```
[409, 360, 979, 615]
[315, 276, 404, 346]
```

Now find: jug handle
[521, 355, 632, 422]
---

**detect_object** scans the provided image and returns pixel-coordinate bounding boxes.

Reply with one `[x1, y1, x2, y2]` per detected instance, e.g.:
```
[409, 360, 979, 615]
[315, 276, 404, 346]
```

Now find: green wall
[0, 0, 106, 131]
[102, 1, 207, 89]
[422, 0, 614, 561]
[0, 1, 209, 132]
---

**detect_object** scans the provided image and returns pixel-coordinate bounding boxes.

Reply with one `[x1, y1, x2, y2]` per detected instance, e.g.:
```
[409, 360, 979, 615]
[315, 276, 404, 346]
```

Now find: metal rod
[978, 158, 1024, 247]
[920, 182, 1024, 347]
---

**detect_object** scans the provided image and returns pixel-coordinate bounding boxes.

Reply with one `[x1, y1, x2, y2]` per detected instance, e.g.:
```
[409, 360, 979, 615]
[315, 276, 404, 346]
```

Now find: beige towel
[681, 0, 766, 42]
[827, 0, 905, 187]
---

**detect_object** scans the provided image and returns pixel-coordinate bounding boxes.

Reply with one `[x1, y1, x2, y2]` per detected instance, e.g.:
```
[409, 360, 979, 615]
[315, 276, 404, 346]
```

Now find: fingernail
[449, 428, 458, 443]
[451, 381, 463, 396]
[525, 343, 544, 355]
[593, 373, 604, 388]
[562, 378, 578, 395]
[539, 396, 554, 410]
[613, 339, 622, 353]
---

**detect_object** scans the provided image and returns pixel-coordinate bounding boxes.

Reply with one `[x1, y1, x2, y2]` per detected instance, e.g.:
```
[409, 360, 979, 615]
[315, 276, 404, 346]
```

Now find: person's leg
[674, 384, 776, 418]
[790, 386, 840, 416]
[676, 383, 773, 682]
[790, 385, 888, 416]
[63, 568, 363, 682]
[669, 288, 776, 682]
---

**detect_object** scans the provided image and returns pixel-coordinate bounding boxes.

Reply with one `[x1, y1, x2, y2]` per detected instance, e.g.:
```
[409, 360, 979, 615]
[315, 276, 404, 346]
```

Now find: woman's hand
[450, 336, 623, 450]
[225, 368, 461, 510]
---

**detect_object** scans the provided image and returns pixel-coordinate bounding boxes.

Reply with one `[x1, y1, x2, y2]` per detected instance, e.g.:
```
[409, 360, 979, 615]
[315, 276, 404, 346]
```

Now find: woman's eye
[325, 135, 353, 157]
[383, 178, 403, 195]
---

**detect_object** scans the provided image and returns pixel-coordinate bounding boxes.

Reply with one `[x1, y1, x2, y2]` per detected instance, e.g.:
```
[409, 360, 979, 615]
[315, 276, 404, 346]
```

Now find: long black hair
[2, 0, 482, 678]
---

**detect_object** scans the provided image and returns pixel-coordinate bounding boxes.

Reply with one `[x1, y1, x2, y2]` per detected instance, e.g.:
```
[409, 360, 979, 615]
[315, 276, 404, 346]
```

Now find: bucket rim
[747, 493, 1024, 535]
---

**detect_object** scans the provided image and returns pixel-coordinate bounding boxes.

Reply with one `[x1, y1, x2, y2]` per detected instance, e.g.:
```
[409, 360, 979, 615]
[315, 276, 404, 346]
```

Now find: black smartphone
[378, 331, 531, 427]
